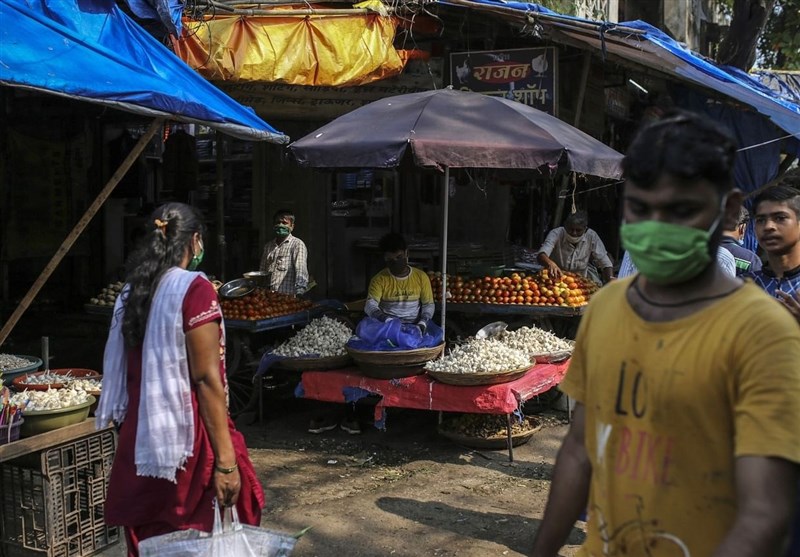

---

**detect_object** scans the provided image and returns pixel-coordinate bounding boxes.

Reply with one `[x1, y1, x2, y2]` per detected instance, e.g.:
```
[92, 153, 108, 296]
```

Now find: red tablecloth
[296, 361, 569, 427]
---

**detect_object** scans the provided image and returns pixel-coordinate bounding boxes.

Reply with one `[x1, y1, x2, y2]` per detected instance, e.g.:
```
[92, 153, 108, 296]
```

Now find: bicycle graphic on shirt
[591, 496, 691, 556]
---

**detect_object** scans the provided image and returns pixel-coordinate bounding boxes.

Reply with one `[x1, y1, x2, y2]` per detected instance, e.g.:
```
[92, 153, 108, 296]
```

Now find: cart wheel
[225, 331, 244, 375]
[226, 365, 258, 418]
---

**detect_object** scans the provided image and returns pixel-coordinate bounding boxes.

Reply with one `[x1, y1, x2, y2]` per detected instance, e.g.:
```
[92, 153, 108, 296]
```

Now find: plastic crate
[0, 429, 120, 556]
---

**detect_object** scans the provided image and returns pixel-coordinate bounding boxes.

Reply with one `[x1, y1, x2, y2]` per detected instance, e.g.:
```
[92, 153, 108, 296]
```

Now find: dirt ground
[97, 398, 585, 557]
[5, 315, 584, 557]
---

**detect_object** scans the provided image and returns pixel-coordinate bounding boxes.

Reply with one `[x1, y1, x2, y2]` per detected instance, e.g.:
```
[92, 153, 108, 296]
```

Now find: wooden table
[0, 418, 109, 463]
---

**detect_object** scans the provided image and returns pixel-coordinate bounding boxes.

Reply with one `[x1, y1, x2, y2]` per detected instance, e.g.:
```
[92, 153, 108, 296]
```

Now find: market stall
[0, 362, 114, 557]
[296, 360, 569, 461]
[288, 87, 624, 335]
[428, 268, 596, 338]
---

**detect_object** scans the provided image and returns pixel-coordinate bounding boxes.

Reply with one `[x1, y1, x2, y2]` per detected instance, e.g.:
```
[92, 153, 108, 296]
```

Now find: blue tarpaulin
[436, 0, 800, 140]
[0, 0, 288, 142]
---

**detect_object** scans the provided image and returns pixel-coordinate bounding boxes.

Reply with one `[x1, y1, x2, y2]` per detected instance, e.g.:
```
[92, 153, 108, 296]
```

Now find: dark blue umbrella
[290, 88, 622, 331]
[289, 87, 621, 177]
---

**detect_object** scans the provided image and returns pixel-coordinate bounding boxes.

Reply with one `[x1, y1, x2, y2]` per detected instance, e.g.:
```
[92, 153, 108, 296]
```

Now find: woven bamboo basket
[438, 416, 542, 449]
[530, 340, 575, 364]
[272, 354, 352, 371]
[425, 363, 534, 386]
[346, 343, 445, 379]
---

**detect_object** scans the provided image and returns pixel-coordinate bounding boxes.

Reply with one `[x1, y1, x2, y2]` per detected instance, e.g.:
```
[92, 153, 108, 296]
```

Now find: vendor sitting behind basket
[365, 232, 435, 334]
[536, 210, 614, 284]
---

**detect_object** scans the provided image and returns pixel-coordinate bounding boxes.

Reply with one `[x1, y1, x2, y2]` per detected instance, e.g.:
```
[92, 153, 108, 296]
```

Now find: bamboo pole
[0, 118, 164, 347]
[440, 167, 450, 335]
[215, 131, 227, 282]
[200, 3, 392, 16]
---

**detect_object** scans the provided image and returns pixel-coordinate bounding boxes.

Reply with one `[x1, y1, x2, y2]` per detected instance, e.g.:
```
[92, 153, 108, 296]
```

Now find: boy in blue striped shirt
[747, 184, 800, 324]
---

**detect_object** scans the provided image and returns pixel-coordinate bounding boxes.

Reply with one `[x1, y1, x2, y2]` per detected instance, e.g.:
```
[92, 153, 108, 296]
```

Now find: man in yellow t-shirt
[365, 232, 435, 332]
[531, 112, 800, 557]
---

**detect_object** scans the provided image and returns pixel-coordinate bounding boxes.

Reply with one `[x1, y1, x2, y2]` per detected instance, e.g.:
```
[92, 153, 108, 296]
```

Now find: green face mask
[188, 240, 204, 271]
[274, 224, 291, 237]
[621, 199, 726, 285]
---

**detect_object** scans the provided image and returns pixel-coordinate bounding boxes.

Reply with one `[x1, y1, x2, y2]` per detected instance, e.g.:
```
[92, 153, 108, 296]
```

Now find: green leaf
[292, 526, 313, 539]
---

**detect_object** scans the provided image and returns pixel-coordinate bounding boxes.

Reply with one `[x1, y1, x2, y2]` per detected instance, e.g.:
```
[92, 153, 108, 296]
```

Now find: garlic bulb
[498, 326, 572, 355]
[273, 316, 352, 358]
[10, 388, 90, 411]
[425, 339, 530, 374]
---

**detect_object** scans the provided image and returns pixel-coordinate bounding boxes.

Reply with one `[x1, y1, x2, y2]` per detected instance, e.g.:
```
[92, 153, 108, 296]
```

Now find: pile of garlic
[10, 388, 90, 411]
[70, 378, 102, 393]
[498, 326, 572, 355]
[0, 354, 34, 371]
[425, 339, 530, 374]
[273, 316, 352, 358]
[18, 372, 101, 393]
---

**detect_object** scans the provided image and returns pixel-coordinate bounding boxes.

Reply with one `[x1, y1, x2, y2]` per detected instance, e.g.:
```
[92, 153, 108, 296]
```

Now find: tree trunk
[716, 0, 776, 71]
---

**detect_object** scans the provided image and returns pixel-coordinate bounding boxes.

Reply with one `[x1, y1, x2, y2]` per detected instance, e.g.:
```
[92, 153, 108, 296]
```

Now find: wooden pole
[0, 118, 164, 347]
[215, 131, 227, 282]
[552, 52, 591, 228]
[440, 167, 450, 335]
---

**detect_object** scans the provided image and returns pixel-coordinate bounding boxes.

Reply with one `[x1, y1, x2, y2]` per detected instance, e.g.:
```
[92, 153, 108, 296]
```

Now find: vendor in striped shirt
[365, 233, 435, 334]
[259, 209, 309, 295]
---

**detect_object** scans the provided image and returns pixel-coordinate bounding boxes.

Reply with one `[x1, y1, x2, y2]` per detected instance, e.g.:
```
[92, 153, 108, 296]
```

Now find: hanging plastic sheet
[0, 0, 287, 142]
[173, 12, 405, 86]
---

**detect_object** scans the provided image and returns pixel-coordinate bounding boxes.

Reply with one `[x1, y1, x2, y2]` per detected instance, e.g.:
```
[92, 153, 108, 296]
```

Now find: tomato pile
[428, 270, 598, 307]
[220, 289, 313, 321]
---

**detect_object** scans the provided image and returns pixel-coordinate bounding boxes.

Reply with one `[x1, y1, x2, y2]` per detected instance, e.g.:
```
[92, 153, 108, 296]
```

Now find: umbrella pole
[0, 118, 164, 347]
[440, 167, 450, 336]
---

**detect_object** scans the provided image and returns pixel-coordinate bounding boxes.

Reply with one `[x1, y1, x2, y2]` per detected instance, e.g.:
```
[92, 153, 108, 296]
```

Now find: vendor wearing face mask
[536, 210, 614, 284]
[364, 232, 434, 334]
[259, 209, 309, 295]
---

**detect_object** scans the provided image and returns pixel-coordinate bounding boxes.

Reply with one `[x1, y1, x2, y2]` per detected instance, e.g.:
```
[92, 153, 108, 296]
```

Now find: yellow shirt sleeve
[417, 269, 434, 305]
[732, 302, 800, 463]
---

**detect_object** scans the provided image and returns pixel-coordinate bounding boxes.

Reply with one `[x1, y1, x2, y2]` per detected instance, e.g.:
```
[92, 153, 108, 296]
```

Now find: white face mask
[566, 233, 583, 245]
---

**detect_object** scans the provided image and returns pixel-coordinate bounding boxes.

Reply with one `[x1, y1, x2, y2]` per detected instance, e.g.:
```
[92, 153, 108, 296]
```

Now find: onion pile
[273, 316, 352, 358]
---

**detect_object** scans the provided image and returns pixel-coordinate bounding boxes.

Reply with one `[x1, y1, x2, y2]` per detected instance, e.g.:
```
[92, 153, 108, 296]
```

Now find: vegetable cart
[223, 299, 350, 417]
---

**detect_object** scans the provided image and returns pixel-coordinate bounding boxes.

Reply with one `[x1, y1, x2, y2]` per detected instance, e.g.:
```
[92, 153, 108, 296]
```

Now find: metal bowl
[219, 278, 256, 299]
[243, 271, 270, 288]
[475, 321, 508, 340]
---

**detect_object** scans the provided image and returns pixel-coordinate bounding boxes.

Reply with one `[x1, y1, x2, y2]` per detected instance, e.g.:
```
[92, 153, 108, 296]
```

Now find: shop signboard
[217, 59, 443, 121]
[450, 47, 558, 116]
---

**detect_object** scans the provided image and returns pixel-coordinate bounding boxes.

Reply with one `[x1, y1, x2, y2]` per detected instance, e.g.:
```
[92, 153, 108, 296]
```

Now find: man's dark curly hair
[378, 232, 407, 254]
[622, 109, 737, 194]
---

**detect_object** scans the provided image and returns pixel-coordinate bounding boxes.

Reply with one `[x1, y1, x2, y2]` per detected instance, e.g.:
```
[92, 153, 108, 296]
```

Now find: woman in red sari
[97, 203, 264, 556]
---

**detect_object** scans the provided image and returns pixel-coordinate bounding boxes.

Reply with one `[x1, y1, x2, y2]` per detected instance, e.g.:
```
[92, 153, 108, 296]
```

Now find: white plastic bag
[139, 501, 297, 557]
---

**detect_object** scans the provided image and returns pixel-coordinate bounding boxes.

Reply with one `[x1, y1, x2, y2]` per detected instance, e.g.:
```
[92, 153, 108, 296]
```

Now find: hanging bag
[139, 500, 297, 557]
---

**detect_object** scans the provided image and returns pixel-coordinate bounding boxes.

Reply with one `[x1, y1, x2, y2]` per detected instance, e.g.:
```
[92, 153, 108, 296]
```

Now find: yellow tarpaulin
[173, 12, 406, 87]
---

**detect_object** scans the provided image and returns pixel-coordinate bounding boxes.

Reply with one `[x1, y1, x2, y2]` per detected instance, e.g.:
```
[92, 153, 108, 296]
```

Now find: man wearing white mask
[537, 210, 614, 284]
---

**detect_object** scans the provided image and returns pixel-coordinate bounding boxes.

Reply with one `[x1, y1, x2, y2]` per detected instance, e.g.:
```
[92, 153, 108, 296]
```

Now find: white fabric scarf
[97, 267, 202, 483]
